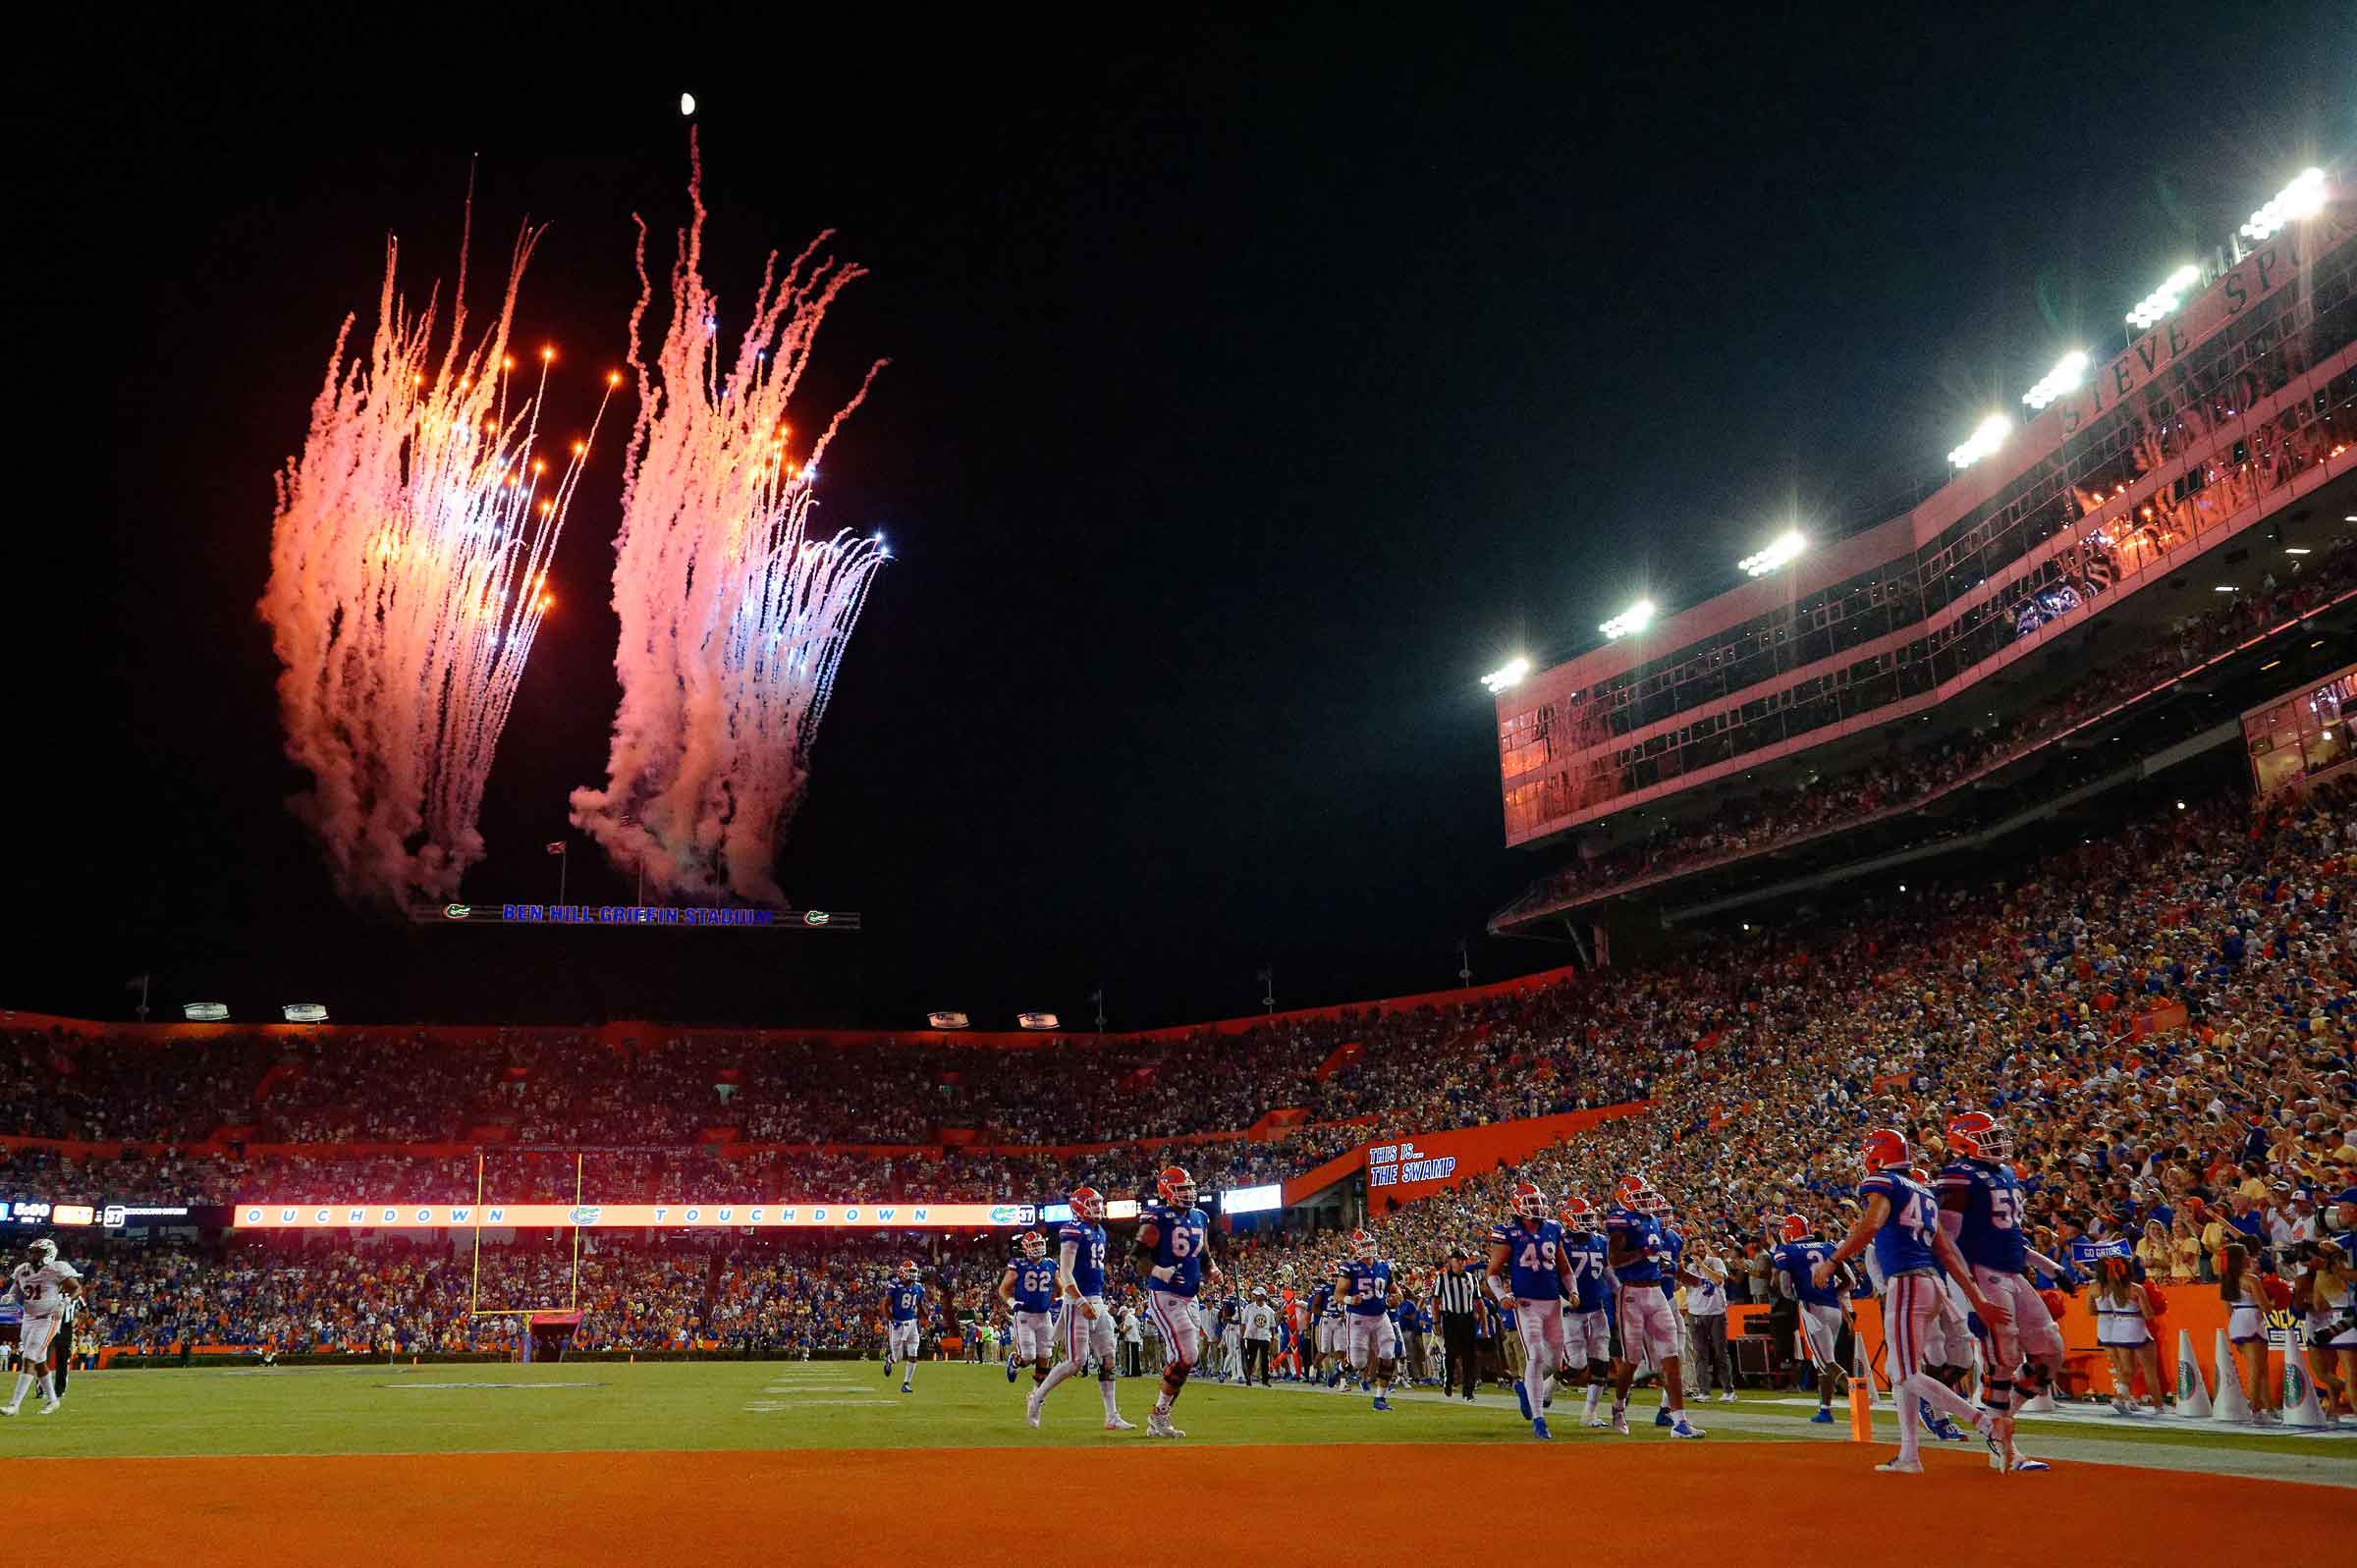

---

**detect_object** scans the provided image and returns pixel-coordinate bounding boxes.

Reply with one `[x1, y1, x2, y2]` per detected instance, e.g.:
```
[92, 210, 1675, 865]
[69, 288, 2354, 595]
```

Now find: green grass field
[9, 1361, 2357, 1465]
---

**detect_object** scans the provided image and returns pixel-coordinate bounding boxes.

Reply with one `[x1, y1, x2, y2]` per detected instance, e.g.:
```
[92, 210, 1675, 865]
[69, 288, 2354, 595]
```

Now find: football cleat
[1585, 1413, 1608, 1429]
[1145, 1411, 1184, 1438]
[1945, 1109, 2014, 1165]
[2008, 1453, 2051, 1473]
[1861, 1128, 1909, 1173]
[1532, 1416, 1552, 1440]
[1875, 1457, 1924, 1474]
[1068, 1186, 1105, 1221]
[900, 1381, 912, 1394]
[1669, 1415, 1704, 1439]
[1610, 1407, 1630, 1434]
[1718, 1390, 1737, 1402]
[1654, 1406, 1672, 1427]
[1372, 1395, 1392, 1412]
[1103, 1414, 1136, 1431]
[35, 1401, 59, 1417]
[1006, 1358, 1018, 1383]
[1023, 1391, 1042, 1430]
[1510, 1180, 1549, 1220]
[1930, 1415, 1971, 1442]
[1809, 1409, 1836, 1424]
[1155, 1166, 1198, 1209]
[1986, 1419, 2012, 1472]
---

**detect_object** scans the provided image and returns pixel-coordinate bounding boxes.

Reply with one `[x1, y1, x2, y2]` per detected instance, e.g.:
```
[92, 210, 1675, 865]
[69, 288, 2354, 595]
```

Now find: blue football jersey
[1605, 1209, 1667, 1285]
[1058, 1219, 1108, 1296]
[1773, 1239, 1843, 1306]
[1936, 1159, 2028, 1273]
[1143, 1203, 1212, 1297]
[1857, 1170, 1939, 1277]
[1488, 1217, 1567, 1301]
[885, 1282, 924, 1323]
[1563, 1229, 1611, 1312]
[1657, 1226, 1686, 1294]
[1006, 1257, 1057, 1312]
[1340, 1260, 1394, 1317]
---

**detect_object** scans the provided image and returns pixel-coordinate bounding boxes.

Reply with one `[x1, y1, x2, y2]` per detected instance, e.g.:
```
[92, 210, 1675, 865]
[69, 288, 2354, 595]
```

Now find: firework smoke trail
[260, 224, 618, 907]
[570, 134, 889, 905]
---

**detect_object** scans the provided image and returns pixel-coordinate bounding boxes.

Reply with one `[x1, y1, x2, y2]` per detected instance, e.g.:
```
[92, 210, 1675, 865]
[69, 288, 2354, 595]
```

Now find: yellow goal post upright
[466, 1150, 585, 1330]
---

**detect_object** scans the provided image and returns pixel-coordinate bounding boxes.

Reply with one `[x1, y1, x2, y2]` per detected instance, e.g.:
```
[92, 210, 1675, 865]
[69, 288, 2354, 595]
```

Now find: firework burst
[261, 221, 615, 906]
[571, 134, 889, 904]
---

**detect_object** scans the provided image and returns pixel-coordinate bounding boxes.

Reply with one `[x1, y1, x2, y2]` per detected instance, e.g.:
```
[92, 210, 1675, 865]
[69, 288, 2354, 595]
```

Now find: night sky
[11, 12, 2354, 1029]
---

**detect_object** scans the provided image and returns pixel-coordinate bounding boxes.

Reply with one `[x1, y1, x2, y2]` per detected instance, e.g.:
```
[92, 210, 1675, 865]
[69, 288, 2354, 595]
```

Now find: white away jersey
[9, 1259, 80, 1318]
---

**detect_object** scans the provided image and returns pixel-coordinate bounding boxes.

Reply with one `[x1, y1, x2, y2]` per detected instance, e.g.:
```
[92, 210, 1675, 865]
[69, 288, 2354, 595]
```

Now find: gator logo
[802, 909, 830, 926]
[569, 1206, 602, 1226]
[443, 904, 472, 920]
[989, 1205, 1037, 1226]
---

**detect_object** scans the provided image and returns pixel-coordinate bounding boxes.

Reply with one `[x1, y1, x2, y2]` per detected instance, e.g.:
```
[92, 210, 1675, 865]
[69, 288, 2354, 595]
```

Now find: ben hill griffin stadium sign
[425, 903, 858, 931]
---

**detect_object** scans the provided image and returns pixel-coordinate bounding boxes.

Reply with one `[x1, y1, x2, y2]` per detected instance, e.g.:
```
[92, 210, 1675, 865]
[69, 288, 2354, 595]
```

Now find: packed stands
[16, 771, 2356, 1365]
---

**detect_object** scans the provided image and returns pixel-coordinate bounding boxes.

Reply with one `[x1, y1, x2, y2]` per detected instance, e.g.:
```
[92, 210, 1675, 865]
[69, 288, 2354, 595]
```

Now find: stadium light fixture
[2022, 350, 2090, 409]
[1481, 656, 1531, 693]
[182, 1001, 230, 1022]
[1947, 413, 2011, 468]
[1737, 529, 1805, 577]
[1600, 599, 1655, 640]
[2125, 265, 2200, 332]
[281, 1002, 329, 1023]
[2239, 168, 2327, 243]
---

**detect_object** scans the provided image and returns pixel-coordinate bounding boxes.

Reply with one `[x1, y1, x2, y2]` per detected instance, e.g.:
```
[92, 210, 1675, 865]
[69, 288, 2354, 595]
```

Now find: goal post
[467, 1149, 584, 1320]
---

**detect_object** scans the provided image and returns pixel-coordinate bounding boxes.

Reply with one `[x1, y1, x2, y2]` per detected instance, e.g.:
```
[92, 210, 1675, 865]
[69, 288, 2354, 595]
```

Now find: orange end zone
[31, 1442, 2342, 1566]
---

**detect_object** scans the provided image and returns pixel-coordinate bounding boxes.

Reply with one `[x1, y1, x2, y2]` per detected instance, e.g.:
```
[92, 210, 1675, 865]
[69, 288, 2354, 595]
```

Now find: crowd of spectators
[22, 763, 2357, 1367]
[1512, 526, 2357, 914]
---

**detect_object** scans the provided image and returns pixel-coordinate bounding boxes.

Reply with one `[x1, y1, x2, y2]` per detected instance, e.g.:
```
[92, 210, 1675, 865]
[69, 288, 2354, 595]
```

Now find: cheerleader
[2091, 1257, 2164, 1415]
[2220, 1242, 2280, 1424]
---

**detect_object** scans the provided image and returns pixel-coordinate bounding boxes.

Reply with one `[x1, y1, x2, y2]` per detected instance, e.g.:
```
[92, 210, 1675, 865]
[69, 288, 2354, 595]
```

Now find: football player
[1772, 1213, 1850, 1424]
[998, 1230, 1058, 1390]
[2, 1239, 79, 1417]
[1336, 1228, 1402, 1411]
[1939, 1109, 2065, 1472]
[1135, 1164, 1223, 1437]
[1486, 1178, 1574, 1439]
[1815, 1129, 2002, 1474]
[879, 1260, 925, 1395]
[1028, 1187, 1133, 1430]
[1604, 1175, 1703, 1438]
[1559, 1197, 1615, 1428]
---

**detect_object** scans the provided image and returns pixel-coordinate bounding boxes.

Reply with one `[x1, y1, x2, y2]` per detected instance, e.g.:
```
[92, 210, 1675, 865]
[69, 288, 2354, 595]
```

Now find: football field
[10, 1362, 2352, 1565]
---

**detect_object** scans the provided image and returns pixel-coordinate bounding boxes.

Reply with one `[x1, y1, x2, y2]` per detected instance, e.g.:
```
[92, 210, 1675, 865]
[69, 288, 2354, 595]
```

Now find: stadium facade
[1493, 170, 2357, 939]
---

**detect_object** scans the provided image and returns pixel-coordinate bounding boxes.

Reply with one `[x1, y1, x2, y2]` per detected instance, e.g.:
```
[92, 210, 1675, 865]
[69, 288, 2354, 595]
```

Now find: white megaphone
[2210, 1328, 2253, 1423]
[2172, 1328, 2212, 1418]
[2281, 1354, 2330, 1428]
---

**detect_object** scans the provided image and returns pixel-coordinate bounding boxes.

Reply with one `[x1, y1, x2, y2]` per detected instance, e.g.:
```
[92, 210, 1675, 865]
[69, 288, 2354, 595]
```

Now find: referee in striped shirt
[1432, 1247, 1481, 1401]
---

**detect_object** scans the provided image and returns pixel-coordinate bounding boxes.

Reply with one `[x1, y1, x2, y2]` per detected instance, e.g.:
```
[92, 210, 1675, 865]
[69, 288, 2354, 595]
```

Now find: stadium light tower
[1947, 413, 2011, 469]
[1738, 529, 1805, 577]
[2240, 167, 2327, 243]
[2126, 266, 2200, 332]
[1600, 599, 1655, 640]
[2022, 350, 2090, 409]
[1481, 656, 1531, 693]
